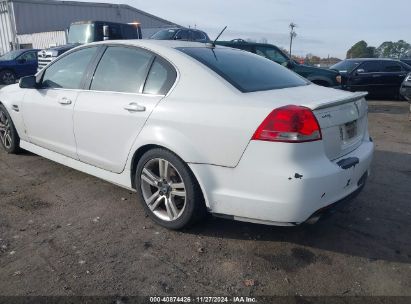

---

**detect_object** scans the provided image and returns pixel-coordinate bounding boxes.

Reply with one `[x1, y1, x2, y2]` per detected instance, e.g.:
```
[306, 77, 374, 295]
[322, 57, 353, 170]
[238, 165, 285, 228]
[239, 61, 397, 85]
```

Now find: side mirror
[17, 58, 26, 64]
[103, 25, 110, 40]
[355, 68, 365, 75]
[19, 75, 37, 89]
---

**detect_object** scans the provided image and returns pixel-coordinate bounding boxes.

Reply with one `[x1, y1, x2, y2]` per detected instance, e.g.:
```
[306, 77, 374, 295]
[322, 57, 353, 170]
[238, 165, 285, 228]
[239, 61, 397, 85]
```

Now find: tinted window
[150, 29, 178, 40]
[175, 30, 189, 40]
[122, 24, 139, 39]
[42, 47, 98, 89]
[330, 60, 361, 73]
[91, 46, 153, 93]
[255, 46, 288, 64]
[358, 61, 382, 73]
[191, 31, 207, 41]
[381, 61, 403, 72]
[108, 24, 122, 39]
[143, 58, 177, 95]
[178, 47, 308, 92]
[19, 51, 37, 61]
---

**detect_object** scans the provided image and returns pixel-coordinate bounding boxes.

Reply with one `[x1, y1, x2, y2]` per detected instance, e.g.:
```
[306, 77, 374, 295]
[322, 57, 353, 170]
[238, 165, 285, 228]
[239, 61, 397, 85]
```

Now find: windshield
[0, 50, 25, 61]
[178, 47, 309, 93]
[330, 60, 361, 73]
[150, 29, 178, 40]
[68, 24, 94, 44]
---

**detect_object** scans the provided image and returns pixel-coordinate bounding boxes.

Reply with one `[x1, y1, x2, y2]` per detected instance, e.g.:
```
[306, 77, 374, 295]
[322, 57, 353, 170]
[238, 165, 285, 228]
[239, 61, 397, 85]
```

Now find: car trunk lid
[244, 85, 368, 161]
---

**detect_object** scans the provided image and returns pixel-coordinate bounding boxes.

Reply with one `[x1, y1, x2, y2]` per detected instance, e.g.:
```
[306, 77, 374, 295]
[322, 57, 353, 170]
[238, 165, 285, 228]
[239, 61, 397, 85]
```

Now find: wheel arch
[129, 143, 210, 208]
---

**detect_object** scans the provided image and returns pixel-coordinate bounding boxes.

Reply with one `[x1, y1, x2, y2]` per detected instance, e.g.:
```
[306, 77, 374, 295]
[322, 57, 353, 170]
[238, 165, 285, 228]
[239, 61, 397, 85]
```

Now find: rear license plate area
[341, 120, 358, 141]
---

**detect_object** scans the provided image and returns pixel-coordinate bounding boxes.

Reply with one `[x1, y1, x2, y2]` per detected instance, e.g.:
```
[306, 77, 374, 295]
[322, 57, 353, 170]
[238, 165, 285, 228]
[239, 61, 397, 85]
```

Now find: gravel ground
[0, 98, 410, 296]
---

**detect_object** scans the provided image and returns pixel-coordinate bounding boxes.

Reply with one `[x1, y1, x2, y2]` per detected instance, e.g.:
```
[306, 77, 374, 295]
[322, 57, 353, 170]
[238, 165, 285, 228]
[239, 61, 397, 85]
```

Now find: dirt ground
[0, 96, 410, 297]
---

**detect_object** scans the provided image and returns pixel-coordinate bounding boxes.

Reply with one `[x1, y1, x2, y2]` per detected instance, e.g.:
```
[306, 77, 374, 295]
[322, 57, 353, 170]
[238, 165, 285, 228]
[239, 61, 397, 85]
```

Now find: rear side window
[90, 46, 153, 93]
[178, 47, 308, 92]
[381, 61, 403, 72]
[143, 58, 177, 95]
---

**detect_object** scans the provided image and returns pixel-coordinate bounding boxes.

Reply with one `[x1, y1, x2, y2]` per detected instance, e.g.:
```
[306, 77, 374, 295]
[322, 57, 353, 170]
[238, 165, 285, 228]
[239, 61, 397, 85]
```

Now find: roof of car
[345, 58, 403, 62]
[158, 27, 207, 33]
[88, 39, 214, 49]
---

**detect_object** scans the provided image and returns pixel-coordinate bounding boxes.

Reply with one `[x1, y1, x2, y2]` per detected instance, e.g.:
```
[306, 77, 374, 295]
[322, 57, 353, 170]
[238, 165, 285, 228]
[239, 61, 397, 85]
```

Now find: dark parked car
[215, 39, 341, 87]
[150, 28, 210, 43]
[330, 58, 411, 99]
[0, 49, 39, 85]
[400, 73, 411, 101]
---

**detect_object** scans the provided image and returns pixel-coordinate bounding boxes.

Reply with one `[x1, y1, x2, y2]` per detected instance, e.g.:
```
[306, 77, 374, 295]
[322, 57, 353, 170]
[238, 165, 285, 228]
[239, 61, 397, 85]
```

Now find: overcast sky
[81, 0, 410, 59]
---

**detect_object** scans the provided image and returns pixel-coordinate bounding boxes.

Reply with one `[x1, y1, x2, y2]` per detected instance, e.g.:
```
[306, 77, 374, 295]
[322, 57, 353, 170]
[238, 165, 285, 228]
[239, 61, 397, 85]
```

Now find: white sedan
[0, 40, 374, 229]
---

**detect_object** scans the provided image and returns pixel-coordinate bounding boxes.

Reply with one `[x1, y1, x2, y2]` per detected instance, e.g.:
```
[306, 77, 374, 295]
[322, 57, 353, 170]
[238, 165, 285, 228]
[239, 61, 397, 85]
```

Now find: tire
[0, 70, 16, 85]
[0, 104, 20, 154]
[135, 148, 206, 230]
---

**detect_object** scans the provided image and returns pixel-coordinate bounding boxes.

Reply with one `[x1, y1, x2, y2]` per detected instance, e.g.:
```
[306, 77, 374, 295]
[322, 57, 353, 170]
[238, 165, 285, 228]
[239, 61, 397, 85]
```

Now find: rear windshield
[177, 47, 309, 92]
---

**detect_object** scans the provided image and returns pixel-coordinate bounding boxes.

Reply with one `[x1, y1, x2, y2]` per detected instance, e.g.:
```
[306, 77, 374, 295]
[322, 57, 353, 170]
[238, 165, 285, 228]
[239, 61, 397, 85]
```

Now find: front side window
[178, 47, 308, 92]
[358, 61, 382, 73]
[18, 51, 37, 61]
[42, 47, 98, 89]
[143, 58, 177, 95]
[330, 60, 361, 73]
[90, 46, 153, 93]
[255, 46, 288, 64]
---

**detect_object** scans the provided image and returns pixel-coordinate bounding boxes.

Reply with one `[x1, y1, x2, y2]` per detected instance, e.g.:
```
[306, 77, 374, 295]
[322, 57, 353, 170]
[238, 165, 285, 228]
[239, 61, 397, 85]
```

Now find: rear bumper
[189, 138, 374, 225]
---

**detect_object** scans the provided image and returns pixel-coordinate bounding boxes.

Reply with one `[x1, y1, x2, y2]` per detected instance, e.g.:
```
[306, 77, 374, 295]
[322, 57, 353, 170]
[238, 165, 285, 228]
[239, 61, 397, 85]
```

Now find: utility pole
[289, 22, 297, 57]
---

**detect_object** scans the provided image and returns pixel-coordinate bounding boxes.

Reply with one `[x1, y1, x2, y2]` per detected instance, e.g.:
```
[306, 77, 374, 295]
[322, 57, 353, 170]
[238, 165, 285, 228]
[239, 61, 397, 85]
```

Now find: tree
[376, 40, 411, 58]
[346, 41, 376, 59]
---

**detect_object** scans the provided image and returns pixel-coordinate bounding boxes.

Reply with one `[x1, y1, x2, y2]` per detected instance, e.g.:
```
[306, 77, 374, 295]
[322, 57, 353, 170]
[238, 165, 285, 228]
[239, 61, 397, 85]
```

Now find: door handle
[124, 102, 146, 112]
[58, 97, 72, 105]
[372, 74, 382, 78]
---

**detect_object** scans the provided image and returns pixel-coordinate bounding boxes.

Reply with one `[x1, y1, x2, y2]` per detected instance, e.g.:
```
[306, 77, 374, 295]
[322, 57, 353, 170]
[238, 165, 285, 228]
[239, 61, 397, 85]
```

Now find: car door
[14, 51, 38, 77]
[73, 46, 177, 173]
[21, 46, 100, 159]
[347, 61, 383, 94]
[380, 61, 408, 94]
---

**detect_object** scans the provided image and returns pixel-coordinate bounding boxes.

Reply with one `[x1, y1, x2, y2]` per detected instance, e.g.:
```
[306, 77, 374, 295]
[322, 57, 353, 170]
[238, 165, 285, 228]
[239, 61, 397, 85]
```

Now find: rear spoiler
[314, 92, 368, 110]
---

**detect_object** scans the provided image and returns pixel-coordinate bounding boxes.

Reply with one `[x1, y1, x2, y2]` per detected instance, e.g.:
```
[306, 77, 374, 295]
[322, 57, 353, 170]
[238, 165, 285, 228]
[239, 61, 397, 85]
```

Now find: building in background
[0, 0, 178, 55]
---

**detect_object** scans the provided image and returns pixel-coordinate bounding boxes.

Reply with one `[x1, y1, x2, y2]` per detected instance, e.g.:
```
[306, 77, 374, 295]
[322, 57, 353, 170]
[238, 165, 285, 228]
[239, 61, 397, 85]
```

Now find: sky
[80, 0, 410, 59]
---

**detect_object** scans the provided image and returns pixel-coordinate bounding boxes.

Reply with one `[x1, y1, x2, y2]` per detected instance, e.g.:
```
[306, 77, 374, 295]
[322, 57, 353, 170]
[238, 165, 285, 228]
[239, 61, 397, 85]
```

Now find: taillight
[251, 105, 322, 143]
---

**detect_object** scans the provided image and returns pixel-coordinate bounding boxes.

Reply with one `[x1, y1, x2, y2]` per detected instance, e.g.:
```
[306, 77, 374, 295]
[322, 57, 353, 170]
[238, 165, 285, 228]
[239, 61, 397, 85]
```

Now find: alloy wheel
[1, 72, 15, 85]
[140, 158, 186, 221]
[0, 109, 12, 149]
